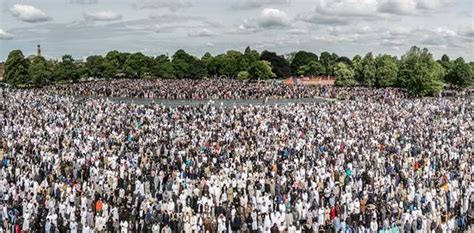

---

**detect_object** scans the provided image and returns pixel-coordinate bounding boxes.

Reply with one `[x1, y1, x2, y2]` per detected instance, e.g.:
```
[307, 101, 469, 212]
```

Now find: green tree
[334, 62, 356, 86]
[54, 55, 80, 82]
[4, 50, 29, 85]
[28, 56, 52, 86]
[335, 56, 352, 67]
[445, 57, 473, 87]
[123, 52, 152, 79]
[171, 50, 207, 79]
[172, 49, 193, 79]
[241, 46, 260, 71]
[399, 46, 445, 95]
[85, 55, 106, 79]
[260, 50, 291, 78]
[286, 52, 297, 64]
[320, 51, 338, 76]
[103, 50, 131, 78]
[237, 71, 250, 80]
[244, 46, 260, 61]
[201, 52, 216, 77]
[297, 61, 324, 76]
[248, 60, 276, 80]
[361, 52, 376, 86]
[219, 50, 243, 78]
[189, 59, 208, 79]
[438, 54, 452, 71]
[437, 54, 452, 83]
[290, 51, 318, 76]
[352, 55, 363, 83]
[375, 55, 398, 87]
[150, 55, 175, 79]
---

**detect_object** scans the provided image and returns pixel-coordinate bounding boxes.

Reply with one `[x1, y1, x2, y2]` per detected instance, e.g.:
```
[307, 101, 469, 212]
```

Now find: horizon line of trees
[4, 46, 473, 96]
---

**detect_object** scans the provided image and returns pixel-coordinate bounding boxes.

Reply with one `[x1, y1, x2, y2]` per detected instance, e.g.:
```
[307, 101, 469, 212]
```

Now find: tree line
[3, 46, 473, 95]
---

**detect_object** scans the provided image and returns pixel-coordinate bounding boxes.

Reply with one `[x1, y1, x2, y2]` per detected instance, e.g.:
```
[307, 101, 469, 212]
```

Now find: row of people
[1, 86, 473, 232]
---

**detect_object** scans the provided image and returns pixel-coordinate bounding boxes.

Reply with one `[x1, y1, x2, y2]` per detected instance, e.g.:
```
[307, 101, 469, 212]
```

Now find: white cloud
[377, 0, 416, 15]
[133, 0, 192, 11]
[381, 38, 405, 47]
[297, 0, 380, 25]
[237, 19, 260, 33]
[83, 11, 123, 21]
[458, 26, 474, 38]
[70, 0, 98, 4]
[382, 27, 416, 41]
[258, 8, 290, 28]
[236, 8, 289, 33]
[377, 0, 449, 15]
[231, 0, 290, 10]
[149, 14, 202, 22]
[188, 28, 214, 37]
[299, 0, 450, 26]
[10, 4, 51, 23]
[0, 29, 14, 40]
[357, 25, 375, 34]
[317, 0, 378, 17]
[1, 0, 472, 61]
[206, 42, 215, 47]
[288, 28, 308, 34]
[435, 27, 457, 37]
[328, 25, 376, 36]
[415, 0, 439, 9]
[421, 37, 445, 46]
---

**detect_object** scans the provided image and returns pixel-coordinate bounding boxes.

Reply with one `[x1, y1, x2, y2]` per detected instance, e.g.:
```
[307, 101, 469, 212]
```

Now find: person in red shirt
[95, 199, 103, 214]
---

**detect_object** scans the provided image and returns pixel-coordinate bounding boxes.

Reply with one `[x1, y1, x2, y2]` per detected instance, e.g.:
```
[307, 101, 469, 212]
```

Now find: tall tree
[248, 60, 276, 80]
[4, 50, 29, 85]
[290, 51, 318, 76]
[352, 55, 363, 83]
[375, 54, 398, 87]
[243, 46, 260, 63]
[320, 51, 338, 76]
[123, 52, 152, 79]
[172, 50, 193, 79]
[54, 55, 80, 82]
[437, 54, 452, 83]
[103, 50, 127, 78]
[336, 56, 352, 67]
[237, 71, 250, 80]
[399, 46, 444, 95]
[172, 50, 206, 79]
[297, 61, 324, 76]
[260, 50, 291, 78]
[189, 59, 208, 79]
[85, 55, 106, 79]
[201, 52, 216, 77]
[361, 52, 376, 86]
[28, 56, 52, 86]
[445, 57, 473, 87]
[150, 55, 175, 79]
[215, 51, 242, 78]
[240, 47, 260, 75]
[334, 62, 356, 86]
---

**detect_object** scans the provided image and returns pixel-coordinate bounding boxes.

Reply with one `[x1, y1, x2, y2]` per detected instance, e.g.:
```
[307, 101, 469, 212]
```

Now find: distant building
[0, 63, 4, 81]
[27, 44, 42, 60]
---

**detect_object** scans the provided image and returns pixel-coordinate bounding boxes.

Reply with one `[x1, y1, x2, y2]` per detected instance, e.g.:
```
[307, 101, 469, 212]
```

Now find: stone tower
[37, 44, 41, 57]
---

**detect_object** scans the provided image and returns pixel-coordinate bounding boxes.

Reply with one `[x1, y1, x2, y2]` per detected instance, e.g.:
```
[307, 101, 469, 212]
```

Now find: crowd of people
[44, 79, 413, 101]
[1, 82, 473, 232]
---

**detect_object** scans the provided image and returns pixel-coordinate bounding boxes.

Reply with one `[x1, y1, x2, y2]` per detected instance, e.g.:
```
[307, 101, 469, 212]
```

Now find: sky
[0, 0, 473, 61]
